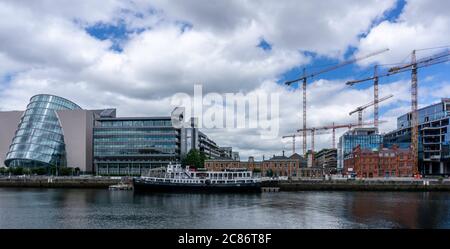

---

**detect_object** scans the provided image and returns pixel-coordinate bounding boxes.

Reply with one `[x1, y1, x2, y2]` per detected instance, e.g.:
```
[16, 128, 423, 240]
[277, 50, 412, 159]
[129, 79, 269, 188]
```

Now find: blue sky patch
[85, 19, 146, 52]
[258, 38, 272, 51]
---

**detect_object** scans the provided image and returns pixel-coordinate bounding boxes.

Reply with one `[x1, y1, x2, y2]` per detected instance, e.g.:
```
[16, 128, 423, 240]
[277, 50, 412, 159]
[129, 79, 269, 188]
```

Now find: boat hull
[133, 178, 261, 193]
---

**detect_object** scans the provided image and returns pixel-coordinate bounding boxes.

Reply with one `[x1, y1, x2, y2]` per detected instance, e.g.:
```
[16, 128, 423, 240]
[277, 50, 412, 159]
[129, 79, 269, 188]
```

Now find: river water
[0, 188, 449, 228]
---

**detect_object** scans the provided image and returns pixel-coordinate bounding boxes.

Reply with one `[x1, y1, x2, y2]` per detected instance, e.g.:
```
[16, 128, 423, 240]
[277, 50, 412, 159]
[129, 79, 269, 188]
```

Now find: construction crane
[283, 129, 330, 161]
[297, 120, 386, 165]
[285, 48, 389, 157]
[345, 49, 449, 175]
[282, 134, 297, 155]
[349, 94, 394, 126]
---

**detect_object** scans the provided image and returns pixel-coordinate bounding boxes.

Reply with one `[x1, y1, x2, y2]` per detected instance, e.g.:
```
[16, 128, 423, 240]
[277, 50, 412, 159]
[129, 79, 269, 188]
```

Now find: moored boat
[133, 163, 261, 193]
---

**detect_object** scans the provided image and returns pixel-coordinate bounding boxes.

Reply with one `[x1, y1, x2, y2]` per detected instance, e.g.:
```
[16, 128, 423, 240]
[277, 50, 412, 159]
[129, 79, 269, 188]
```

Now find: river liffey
[0, 188, 449, 228]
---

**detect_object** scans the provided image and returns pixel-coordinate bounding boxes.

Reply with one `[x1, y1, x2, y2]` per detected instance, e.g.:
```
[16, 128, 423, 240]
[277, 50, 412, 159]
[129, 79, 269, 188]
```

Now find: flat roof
[97, 116, 171, 121]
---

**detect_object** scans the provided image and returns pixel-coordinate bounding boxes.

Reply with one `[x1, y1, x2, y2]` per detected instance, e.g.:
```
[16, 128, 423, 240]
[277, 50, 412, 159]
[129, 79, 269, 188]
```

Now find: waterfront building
[232, 151, 240, 161]
[0, 94, 100, 172]
[383, 98, 450, 175]
[343, 144, 414, 178]
[219, 147, 233, 158]
[0, 94, 233, 175]
[198, 131, 223, 159]
[93, 116, 181, 176]
[205, 152, 309, 177]
[315, 148, 338, 173]
[204, 157, 240, 171]
[337, 127, 383, 171]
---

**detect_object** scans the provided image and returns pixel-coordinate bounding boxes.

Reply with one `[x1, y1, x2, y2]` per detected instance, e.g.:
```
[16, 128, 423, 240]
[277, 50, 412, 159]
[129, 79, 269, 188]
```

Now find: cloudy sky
[0, 0, 449, 160]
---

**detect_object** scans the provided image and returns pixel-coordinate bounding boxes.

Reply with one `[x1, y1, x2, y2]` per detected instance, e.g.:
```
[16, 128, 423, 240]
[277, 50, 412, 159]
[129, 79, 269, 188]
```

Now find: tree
[182, 149, 208, 169]
[266, 169, 273, 177]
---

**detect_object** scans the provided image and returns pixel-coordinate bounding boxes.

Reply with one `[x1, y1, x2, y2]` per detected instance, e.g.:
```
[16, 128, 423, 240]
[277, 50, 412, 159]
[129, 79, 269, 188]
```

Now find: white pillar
[440, 162, 444, 174]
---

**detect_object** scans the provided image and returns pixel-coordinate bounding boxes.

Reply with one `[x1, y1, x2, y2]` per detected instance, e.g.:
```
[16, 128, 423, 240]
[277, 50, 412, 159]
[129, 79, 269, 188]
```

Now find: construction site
[280, 47, 450, 178]
[203, 47, 450, 179]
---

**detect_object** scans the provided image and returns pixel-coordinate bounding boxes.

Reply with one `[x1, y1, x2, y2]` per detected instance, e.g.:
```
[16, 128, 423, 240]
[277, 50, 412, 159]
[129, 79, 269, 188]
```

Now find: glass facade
[94, 118, 180, 175]
[384, 98, 450, 175]
[5, 94, 81, 168]
[338, 128, 382, 169]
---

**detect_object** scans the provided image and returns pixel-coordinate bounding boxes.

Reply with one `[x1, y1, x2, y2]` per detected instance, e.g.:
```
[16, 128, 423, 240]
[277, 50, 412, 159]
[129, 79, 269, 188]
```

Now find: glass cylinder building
[4, 94, 82, 168]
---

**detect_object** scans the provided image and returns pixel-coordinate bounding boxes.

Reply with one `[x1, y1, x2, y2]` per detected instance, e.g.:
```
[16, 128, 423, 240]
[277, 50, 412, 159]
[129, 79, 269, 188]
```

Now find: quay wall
[263, 179, 450, 191]
[0, 176, 123, 188]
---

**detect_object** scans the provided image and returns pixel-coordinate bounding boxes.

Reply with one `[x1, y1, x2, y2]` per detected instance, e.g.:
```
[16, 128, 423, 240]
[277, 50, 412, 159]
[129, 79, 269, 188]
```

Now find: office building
[315, 148, 338, 173]
[0, 94, 232, 175]
[384, 98, 450, 175]
[337, 127, 383, 171]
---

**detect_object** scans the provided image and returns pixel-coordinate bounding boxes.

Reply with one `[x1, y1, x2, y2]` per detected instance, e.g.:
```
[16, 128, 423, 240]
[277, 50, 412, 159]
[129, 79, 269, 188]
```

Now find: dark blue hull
[133, 178, 261, 193]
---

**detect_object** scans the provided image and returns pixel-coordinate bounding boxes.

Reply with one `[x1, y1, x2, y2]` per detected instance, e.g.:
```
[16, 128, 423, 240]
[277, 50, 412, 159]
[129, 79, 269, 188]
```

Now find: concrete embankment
[0, 176, 124, 188]
[263, 179, 450, 191]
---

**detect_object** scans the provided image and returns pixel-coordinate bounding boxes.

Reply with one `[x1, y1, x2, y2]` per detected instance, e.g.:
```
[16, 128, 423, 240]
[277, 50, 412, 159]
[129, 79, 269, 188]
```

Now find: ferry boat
[133, 163, 261, 193]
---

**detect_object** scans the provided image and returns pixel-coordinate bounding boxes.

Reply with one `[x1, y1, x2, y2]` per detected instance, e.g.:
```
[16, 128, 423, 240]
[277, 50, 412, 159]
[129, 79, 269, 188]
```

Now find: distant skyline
[0, 0, 449, 160]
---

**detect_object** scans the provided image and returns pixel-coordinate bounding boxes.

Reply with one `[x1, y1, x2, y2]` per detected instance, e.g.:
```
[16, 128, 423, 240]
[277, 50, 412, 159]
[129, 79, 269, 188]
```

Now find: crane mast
[411, 50, 419, 175]
[285, 48, 389, 158]
[347, 49, 449, 175]
[349, 94, 394, 126]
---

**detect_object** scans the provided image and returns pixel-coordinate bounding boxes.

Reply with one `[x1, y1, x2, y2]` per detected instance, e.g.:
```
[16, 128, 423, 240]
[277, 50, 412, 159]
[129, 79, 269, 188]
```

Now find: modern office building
[1, 94, 233, 175]
[384, 98, 450, 175]
[198, 131, 222, 159]
[337, 128, 383, 170]
[315, 148, 338, 172]
[94, 115, 181, 175]
[0, 94, 98, 172]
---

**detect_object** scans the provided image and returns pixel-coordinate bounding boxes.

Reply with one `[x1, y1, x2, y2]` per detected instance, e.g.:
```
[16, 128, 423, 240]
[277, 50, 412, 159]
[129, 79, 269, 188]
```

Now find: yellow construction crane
[349, 94, 393, 126]
[285, 48, 389, 157]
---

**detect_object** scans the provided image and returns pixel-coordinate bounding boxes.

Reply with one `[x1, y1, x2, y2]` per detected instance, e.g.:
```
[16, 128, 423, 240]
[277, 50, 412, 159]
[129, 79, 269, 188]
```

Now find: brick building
[205, 152, 308, 177]
[344, 145, 414, 178]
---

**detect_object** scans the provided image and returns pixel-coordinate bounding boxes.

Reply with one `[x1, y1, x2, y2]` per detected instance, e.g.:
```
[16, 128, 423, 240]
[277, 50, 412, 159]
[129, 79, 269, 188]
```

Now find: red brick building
[205, 153, 308, 177]
[344, 145, 414, 178]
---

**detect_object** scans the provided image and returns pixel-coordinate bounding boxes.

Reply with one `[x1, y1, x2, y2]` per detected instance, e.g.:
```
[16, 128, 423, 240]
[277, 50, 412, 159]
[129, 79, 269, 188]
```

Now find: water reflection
[0, 188, 449, 228]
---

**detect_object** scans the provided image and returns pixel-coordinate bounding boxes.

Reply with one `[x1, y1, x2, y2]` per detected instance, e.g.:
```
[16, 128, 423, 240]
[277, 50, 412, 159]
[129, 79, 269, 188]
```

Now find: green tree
[32, 167, 47, 175]
[266, 169, 273, 177]
[11, 167, 24, 175]
[182, 149, 208, 169]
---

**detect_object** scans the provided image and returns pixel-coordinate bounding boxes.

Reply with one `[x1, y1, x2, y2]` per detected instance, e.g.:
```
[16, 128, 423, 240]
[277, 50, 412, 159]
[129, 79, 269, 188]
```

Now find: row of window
[27, 101, 77, 111]
[30, 95, 80, 110]
[10, 137, 64, 150]
[6, 150, 64, 165]
[18, 120, 62, 134]
[21, 113, 60, 124]
[94, 149, 177, 156]
[8, 143, 64, 157]
[15, 128, 64, 142]
[93, 129, 177, 136]
[98, 120, 172, 127]
[93, 136, 177, 143]
[94, 143, 178, 149]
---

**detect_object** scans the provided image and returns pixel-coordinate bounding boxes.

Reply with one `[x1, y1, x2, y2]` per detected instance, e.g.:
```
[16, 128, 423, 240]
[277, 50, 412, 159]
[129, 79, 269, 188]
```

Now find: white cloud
[0, 0, 446, 159]
[356, 0, 450, 66]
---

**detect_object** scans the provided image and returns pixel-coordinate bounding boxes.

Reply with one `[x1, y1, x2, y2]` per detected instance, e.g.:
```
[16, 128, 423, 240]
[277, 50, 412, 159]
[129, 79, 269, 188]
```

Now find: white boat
[133, 163, 261, 193]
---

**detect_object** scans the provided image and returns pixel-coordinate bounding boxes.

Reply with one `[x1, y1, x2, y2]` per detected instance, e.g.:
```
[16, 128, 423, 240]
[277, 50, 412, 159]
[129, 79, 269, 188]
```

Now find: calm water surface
[0, 188, 449, 228]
